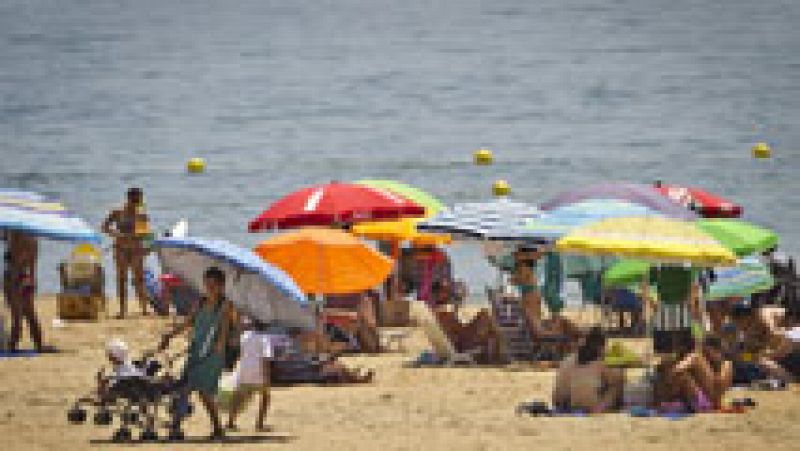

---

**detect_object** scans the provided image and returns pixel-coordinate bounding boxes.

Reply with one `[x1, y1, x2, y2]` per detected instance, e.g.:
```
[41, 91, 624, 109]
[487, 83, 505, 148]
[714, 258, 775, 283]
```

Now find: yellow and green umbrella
[356, 179, 445, 216]
[556, 216, 737, 266]
[696, 219, 778, 257]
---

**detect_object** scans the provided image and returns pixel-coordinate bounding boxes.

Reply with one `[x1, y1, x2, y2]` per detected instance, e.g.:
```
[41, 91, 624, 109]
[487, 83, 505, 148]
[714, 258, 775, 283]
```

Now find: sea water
[0, 0, 797, 294]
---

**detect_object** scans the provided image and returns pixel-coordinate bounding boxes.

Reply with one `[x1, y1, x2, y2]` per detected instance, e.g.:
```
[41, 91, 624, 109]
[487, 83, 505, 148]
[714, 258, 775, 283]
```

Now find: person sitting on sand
[553, 327, 623, 413]
[653, 337, 733, 412]
[274, 328, 374, 384]
[102, 187, 151, 318]
[433, 288, 502, 364]
[725, 304, 800, 384]
[159, 266, 237, 440]
[6, 231, 44, 352]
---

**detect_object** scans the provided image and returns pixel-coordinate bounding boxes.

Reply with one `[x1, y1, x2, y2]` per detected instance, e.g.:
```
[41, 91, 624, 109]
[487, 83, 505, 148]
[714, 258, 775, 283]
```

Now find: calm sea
[1, 0, 798, 292]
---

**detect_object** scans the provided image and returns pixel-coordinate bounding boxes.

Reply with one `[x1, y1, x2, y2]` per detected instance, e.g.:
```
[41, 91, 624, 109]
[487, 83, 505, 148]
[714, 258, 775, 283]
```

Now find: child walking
[226, 319, 275, 431]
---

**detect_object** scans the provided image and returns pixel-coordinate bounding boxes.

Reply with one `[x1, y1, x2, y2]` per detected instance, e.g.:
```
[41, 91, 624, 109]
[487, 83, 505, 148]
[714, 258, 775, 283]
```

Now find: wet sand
[1, 296, 800, 450]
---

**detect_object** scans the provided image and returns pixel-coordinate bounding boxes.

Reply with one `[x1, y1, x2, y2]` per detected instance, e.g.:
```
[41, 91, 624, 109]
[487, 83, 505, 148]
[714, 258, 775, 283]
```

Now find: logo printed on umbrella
[304, 188, 325, 212]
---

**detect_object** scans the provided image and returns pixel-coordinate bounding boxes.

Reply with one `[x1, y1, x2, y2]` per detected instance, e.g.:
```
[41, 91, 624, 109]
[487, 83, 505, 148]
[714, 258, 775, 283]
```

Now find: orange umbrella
[254, 228, 393, 295]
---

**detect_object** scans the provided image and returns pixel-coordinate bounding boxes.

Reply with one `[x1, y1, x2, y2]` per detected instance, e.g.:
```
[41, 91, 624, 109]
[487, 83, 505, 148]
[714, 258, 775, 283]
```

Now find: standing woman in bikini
[6, 231, 44, 351]
[102, 187, 151, 318]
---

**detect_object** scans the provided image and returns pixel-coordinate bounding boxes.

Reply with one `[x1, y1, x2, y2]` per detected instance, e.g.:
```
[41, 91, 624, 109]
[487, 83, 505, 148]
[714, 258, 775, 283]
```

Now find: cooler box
[57, 293, 104, 320]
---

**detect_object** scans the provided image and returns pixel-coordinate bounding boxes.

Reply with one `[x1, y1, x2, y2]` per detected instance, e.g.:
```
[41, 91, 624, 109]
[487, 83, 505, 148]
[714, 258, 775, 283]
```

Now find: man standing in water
[102, 187, 151, 318]
[159, 267, 235, 440]
[5, 231, 44, 352]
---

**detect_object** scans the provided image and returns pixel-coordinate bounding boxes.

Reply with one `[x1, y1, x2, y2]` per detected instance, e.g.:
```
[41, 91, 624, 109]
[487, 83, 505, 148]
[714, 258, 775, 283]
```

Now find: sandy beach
[0, 297, 797, 450]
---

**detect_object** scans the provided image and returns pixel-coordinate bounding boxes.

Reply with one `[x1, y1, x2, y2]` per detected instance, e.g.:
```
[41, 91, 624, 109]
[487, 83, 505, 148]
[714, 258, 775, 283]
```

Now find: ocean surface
[0, 0, 798, 293]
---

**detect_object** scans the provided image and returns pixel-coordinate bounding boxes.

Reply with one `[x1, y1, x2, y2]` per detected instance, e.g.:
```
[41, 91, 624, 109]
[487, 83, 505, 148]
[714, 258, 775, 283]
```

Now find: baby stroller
[66, 350, 194, 442]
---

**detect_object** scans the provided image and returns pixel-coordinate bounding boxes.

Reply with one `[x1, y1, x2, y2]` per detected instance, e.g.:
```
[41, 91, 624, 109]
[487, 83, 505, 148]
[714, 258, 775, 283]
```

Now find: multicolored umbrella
[153, 237, 314, 330]
[254, 228, 393, 295]
[417, 197, 542, 240]
[654, 183, 742, 218]
[602, 259, 652, 288]
[0, 189, 100, 243]
[248, 182, 425, 231]
[556, 216, 737, 266]
[519, 199, 665, 243]
[541, 182, 697, 220]
[352, 180, 450, 245]
[696, 219, 778, 257]
[355, 180, 445, 216]
[707, 257, 774, 300]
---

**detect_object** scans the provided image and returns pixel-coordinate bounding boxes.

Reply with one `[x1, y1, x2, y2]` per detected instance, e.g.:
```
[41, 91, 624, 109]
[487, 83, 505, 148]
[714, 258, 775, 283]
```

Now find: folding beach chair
[411, 301, 478, 365]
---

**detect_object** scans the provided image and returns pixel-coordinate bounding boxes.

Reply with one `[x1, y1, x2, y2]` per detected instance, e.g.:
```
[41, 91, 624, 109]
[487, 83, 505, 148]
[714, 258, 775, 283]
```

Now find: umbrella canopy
[602, 259, 652, 288]
[254, 228, 393, 295]
[0, 189, 100, 243]
[707, 257, 774, 300]
[355, 180, 445, 215]
[697, 219, 778, 257]
[556, 216, 737, 266]
[248, 182, 425, 232]
[519, 199, 666, 243]
[654, 184, 742, 218]
[153, 237, 314, 330]
[351, 217, 451, 246]
[417, 197, 542, 240]
[541, 182, 697, 220]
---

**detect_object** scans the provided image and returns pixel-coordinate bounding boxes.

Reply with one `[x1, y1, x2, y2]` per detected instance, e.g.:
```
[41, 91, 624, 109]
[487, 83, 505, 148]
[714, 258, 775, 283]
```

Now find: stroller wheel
[112, 427, 132, 443]
[140, 429, 158, 442]
[167, 428, 185, 442]
[67, 406, 87, 424]
[94, 409, 113, 426]
[121, 411, 139, 424]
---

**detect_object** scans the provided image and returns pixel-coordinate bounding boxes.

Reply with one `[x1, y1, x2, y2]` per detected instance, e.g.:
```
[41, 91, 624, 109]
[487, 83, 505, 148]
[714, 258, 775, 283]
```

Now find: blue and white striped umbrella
[154, 237, 315, 330]
[708, 256, 774, 301]
[0, 189, 100, 243]
[416, 197, 542, 240]
[516, 199, 666, 243]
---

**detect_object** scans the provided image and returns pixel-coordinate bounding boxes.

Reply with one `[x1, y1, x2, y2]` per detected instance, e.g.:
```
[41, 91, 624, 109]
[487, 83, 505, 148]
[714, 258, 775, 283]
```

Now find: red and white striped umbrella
[248, 182, 425, 231]
[654, 183, 742, 218]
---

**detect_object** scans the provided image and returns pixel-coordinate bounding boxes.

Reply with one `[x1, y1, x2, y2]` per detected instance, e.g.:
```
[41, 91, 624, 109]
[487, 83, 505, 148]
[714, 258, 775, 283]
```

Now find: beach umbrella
[602, 259, 652, 288]
[696, 219, 778, 257]
[540, 182, 697, 220]
[417, 197, 542, 240]
[248, 182, 425, 232]
[654, 183, 742, 218]
[254, 228, 393, 295]
[556, 217, 737, 266]
[707, 257, 774, 300]
[351, 218, 451, 246]
[153, 237, 314, 330]
[0, 189, 100, 243]
[518, 199, 666, 243]
[355, 180, 445, 216]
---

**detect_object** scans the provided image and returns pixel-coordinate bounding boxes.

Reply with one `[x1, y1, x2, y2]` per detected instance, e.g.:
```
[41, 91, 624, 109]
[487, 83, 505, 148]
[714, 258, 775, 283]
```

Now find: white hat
[106, 338, 129, 362]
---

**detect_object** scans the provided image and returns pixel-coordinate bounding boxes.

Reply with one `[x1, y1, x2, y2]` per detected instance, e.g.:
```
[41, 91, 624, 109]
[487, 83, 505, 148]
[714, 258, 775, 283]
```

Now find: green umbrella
[697, 219, 778, 257]
[356, 180, 445, 215]
[602, 259, 651, 288]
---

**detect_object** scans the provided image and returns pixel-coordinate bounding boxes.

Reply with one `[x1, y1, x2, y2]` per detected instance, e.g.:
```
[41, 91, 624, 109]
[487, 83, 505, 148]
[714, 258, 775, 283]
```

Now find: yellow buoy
[752, 142, 771, 159]
[474, 148, 494, 165]
[187, 157, 206, 173]
[492, 179, 510, 196]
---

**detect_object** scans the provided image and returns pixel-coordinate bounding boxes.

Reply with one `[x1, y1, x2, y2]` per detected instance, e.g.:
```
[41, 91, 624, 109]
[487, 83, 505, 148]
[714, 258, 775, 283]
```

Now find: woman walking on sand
[6, 231, 44, 352]
[102, 187, 151, 318]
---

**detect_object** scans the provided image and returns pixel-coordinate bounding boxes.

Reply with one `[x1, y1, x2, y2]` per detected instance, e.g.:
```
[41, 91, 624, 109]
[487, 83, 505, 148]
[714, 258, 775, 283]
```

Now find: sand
[2, 297, 800, 450]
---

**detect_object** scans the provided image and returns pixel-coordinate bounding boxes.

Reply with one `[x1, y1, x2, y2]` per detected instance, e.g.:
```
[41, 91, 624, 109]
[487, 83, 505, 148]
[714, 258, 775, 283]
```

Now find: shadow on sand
[89, 433, 295, 446]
